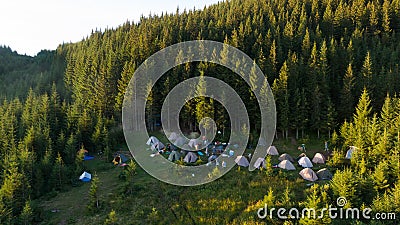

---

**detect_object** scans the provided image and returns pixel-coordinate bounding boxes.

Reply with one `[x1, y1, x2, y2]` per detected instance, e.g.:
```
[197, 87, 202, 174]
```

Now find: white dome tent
[298, 156, 313, 168]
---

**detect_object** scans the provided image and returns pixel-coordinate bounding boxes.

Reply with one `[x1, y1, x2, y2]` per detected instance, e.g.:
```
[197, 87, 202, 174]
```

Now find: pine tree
[268, 40, 278, 79]
[75, 145, 85, 175]
[301, 28, 311, 58]
[263, 187, 275, 206]
[299, 184, 331, 224]
[0, 161, 29, 220]
[265, 156, 273, 177]
[325, 97, 337, 138]
[380, 95, 393, 131]
[88, 173, 99, 212]
[373, 161, 390, 192]
[368, 1, 379, 35]
[115, 61, 136, 112]
[195, 69, 214, 135]
[382, 0, 392, 34]
[104, 209, 117, 225]
[272, 61, 289, 139]
[19, 199, 33, 225]
[330, 168, 356, 208]
[51, 152, 65, 191]
[360, 52, 374, 97]
[124, 160, 137, 194]
[340, 63, 355, 121]
[353, 89, 372, 146]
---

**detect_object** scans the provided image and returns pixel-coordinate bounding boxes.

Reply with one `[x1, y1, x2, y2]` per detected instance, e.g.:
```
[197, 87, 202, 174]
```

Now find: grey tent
[267, 146, 279, 156]
[253, 157, 266, 169]
[174, 136, 186, 147]
[184, 152, 198, 163]
[208, 154, 218, 162]
[168, 151, 180, 162]
[168, 132, 179, 141]
[278, 153, 295, 162]
[317, 168, 333, 180]
[312, 153, 326, 164]
[147, 136, 165, 151]
[146, 136, 160, 146]
[278, 160, 296, 170]
[235, 156, 249, 167]
[299, 168, 318, 182]
[188, 139, 200, 148]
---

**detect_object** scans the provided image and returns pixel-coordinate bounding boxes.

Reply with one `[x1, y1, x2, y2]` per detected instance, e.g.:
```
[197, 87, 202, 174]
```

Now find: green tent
[168, 151, 180, 162]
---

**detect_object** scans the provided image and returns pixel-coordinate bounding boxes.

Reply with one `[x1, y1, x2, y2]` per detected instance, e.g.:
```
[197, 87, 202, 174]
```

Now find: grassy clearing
[38, 136, 333, 224]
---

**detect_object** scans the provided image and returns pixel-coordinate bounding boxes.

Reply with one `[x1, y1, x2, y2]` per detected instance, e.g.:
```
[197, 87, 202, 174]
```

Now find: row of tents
[233, 146, 332, 182]
[146, 136, 334, 182]
[148, 134, 207, 152]
[234, 156, 331, 182]
[234, 153, 325, 170]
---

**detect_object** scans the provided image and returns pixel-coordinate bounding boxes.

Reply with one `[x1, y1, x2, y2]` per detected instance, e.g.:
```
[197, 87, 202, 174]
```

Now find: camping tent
[299, 168, 318, 182]
[84, 155, 94, 161]
[168, 151, 180, 161]
[312, 153, 325, 164]
[267, 146, 279, 156]
[184, 152, 198, 163]
[278, 153, 295, 162]
[188, 139, 200, 148]
[235, 156, 249, 167]
[298, 156, 313, 168]
[253, 158, 266, 169]
[208, 154, 218, 162]
[174, 136, 186, 147]
[146, 136, 160, 146]
[317, 168, 333, 180]
[346, 146, 357, 159]
[168, 132, 179, 141]
[113, 154, 129, 165]
[79, 171, 92, 182]
[146, 136, 165, 151]
[278, 160, 296, 170]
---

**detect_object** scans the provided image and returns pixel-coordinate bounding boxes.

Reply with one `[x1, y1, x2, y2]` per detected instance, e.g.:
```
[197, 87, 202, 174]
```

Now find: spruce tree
[19, 199, 33, 225]
[88, 173, 99, 212]
[340, 63, 355, 121]
[272, 61, 289, 139]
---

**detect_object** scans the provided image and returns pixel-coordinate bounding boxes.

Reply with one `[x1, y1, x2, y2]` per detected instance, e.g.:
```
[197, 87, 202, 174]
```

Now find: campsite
[39, 136, 335, 224]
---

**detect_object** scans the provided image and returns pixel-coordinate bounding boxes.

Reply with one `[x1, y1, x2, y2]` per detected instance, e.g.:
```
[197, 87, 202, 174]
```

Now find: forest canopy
[0, 0, 400, 224]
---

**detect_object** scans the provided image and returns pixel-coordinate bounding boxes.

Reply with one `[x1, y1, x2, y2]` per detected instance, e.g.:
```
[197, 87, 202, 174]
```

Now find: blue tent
[84, 155, 95, 161]
[113, 154, 129, 165]
[120, 154, 128, 163]
[79, 171, 92, 182]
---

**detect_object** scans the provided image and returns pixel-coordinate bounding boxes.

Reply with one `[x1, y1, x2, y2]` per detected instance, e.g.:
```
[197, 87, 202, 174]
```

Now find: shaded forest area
[0, 0, 400, 224]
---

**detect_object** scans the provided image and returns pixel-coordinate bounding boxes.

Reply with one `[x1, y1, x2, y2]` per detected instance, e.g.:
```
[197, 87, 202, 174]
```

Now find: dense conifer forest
[0, 0, 399, 224]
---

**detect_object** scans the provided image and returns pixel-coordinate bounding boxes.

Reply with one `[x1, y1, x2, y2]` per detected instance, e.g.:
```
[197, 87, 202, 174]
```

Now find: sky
[0, 0, 220, 56]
